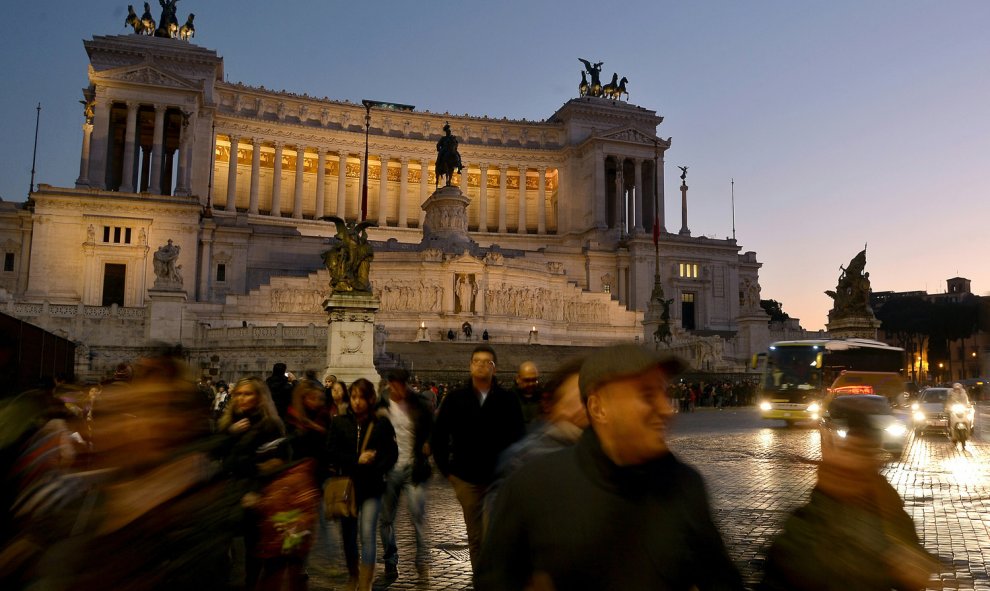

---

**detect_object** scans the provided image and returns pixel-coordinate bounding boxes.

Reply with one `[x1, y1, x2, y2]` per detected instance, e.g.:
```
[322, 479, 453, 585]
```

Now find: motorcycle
[948, 403, 975, 449]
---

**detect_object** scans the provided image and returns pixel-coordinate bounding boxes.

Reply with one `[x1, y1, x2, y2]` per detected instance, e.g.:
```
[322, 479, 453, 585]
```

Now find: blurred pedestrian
[267, 362, 294, 419]
[326, 379, 398, 591]
[477, 344, 743, 590]
[759, 398, 937, 590]
[513, 361, 544, 427]
[485, 357, 586, 515]
[218, 377, 286, 589]
[378, 369, 434, 584]
[432, 345, 524, 572]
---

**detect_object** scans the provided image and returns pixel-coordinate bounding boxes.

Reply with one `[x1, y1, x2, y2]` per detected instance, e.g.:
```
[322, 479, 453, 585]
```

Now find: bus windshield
[763, 346, 822, 392]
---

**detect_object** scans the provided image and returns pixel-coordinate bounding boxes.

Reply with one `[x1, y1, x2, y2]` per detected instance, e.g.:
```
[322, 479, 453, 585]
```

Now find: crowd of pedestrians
[0, 343, 937, 591]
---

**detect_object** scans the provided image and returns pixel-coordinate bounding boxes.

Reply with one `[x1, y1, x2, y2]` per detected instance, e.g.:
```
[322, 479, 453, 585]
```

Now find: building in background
[0, 22, 815, 382]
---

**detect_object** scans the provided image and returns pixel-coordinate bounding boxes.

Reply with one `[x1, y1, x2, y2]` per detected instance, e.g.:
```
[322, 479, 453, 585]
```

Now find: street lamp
[360, 99, 415, 221]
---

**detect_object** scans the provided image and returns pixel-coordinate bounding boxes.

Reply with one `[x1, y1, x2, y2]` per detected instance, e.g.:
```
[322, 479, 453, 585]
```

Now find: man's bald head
[516, 361, 540, 393]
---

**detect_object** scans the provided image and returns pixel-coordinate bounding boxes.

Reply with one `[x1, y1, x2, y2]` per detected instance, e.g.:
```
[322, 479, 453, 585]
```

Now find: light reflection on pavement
[668, 404, 990, 591]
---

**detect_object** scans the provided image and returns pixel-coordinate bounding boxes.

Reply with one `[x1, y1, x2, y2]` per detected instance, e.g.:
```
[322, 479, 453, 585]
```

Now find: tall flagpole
[29, 103, 41, 199]
[731, 178, 736, 241]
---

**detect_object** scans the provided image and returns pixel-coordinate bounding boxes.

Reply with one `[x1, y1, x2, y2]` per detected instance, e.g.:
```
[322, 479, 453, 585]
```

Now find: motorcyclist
[946, 383, 973, 446]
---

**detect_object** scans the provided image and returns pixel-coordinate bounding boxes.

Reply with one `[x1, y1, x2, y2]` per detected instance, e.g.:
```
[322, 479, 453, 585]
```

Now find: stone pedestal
[420, 185, 474, 252]
[324, 293, 381, 386]
[416, 324, 430, 342]
[147, 288, 187, 344]
[826, 315, 882, 340]
[735, 312, 772, 362]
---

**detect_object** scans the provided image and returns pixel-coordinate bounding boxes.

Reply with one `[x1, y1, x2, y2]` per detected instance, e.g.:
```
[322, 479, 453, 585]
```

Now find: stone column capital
[273, 140, 284, 149]
[399, 156, 410, 165]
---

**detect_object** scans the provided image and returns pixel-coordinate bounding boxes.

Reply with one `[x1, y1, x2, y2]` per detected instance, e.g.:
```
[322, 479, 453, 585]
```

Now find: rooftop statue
[678, 166, 689, 181]
[155, 0, 179, 38]
[434, 122, 463, 188]
[179, 13, 195, 40]
[579, 58, 604, 96]
[138, 2, 156, 35]
[825, 248, 873, 319]
[322, 217, 376, 294]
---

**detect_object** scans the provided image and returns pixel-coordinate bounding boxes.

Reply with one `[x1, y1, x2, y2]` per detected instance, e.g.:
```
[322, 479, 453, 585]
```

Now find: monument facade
[0, 13, 792, 381]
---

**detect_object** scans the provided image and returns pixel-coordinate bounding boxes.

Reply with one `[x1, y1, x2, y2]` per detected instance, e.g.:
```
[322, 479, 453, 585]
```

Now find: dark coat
[397, 391, 436, 483]
[476, 429, 744, 591]
[326, 412, 398, 502]
[431, 379, 525, 485]
[217, 409, 284, 483]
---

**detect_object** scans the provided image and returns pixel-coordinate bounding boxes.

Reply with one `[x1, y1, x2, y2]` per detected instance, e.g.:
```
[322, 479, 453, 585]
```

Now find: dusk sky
[2, 1, 988, 330]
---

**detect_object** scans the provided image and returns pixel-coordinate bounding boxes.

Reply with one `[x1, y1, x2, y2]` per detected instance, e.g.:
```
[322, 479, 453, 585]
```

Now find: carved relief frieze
[483, 283, 609, 324]
[271, 288, 328, 313]
[483, 251, 503, 266]
[97, 66, 197, 90]
[372, 280, 444, 312]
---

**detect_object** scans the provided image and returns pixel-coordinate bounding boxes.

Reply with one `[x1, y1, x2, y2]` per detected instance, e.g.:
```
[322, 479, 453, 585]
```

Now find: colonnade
[77, 100, 191, 196]
[595, 151, 665, 235]
[219, 134, 557, 234]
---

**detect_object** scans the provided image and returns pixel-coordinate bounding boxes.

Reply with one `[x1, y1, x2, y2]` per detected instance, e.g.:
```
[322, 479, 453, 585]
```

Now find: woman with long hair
[328, 379, 349, 418]
[217, 377, 286, 589]
[326, 378, 398, 591]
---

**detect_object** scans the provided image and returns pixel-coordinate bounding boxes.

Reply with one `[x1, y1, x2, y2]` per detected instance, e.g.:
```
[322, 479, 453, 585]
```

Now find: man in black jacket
[432, 345, 524, 573]
[476, 344, 744, 591]
[265, 362, 293, 419]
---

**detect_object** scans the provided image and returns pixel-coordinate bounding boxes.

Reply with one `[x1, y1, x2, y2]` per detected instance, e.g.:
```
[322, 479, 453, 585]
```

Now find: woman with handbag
[326, 378, 398, 591]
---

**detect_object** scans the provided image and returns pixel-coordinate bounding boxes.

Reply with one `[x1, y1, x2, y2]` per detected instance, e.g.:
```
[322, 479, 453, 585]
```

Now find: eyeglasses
[471, 359, 495, 367]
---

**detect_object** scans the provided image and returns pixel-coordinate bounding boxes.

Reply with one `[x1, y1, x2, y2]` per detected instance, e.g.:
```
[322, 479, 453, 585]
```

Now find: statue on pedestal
[153, 239, 182, 285]
[434, 122, 463, 188]
[322, 217, 376, 294]
[825, 248, 873, 319]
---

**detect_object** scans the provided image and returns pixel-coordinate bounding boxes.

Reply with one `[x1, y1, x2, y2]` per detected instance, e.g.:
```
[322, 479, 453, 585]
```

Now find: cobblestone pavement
[307, 404, 990, 590]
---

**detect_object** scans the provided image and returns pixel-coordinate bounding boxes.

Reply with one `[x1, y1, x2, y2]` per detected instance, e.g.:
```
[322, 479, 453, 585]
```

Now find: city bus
[754, 338, 905, 425]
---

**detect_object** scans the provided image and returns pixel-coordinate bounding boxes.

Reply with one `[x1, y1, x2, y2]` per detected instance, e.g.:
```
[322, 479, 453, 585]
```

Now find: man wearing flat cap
[476, 344, 744, 591]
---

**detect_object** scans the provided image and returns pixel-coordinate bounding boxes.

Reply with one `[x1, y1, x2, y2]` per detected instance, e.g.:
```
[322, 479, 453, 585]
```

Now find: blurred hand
[241, 492, 261, 508]
[358, 450, 376, 464]
[231, 418, 250, 434]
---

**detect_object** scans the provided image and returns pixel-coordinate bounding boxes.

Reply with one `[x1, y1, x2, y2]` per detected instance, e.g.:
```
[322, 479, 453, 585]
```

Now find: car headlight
[951, 403, 966, 413]
[913, 411, 926, 422]
[807, 402, 821, 413]
[910, 402, 919, 411]
[759, 401, 772, 411]
[836, 429, 848, 438]
[885, 423, 907, 437]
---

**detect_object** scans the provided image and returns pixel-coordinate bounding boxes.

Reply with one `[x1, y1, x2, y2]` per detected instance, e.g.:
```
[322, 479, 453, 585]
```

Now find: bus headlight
[759, 401, 772, 412]
[836, 429, 848, 438]
[913, 411, 926, 423]
[885, 423, 907, 437]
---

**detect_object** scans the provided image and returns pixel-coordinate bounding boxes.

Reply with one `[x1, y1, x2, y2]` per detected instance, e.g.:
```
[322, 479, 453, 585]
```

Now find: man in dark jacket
[432, 345, 524, 573]
[476, 344, 744, 591]
[378, 369, 435, 582]
[265, 362, 293, 419]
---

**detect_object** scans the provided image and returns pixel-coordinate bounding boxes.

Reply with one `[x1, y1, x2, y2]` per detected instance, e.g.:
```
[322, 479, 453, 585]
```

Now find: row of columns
[76, 100, 188, 196]
[595, 151, 666, 234]
[222, 134, 554, 234]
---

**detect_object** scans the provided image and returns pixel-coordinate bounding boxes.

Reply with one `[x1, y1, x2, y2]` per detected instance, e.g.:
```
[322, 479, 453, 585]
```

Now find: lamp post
[360, 99, 415, 221]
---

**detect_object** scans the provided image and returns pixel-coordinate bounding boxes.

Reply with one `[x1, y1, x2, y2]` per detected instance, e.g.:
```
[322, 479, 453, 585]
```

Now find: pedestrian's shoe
[358, 564, 375, 591]
[375, 564, 399, 587]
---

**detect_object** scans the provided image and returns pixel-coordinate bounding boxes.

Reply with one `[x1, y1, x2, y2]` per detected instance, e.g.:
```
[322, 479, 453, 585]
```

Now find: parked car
[911, 388, 951, 435]
[820, 393, 907, 459]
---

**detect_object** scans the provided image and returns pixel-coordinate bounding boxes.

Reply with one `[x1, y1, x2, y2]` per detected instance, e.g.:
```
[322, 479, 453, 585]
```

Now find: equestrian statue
[434, 122, 463, 188]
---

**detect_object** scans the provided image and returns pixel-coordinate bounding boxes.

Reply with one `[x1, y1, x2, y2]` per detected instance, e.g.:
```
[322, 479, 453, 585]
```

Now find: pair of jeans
[449, 474, 487, 571]
[340, 496, 382, 569]
[380, 464, 428, 569]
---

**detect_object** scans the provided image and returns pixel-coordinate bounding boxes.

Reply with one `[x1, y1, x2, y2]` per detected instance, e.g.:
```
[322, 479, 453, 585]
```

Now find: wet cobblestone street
[306, 404, 990, 590]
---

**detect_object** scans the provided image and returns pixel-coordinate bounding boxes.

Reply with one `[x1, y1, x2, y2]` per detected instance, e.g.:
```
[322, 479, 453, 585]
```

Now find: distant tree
[759, 299, 790, 324]
[875, 296, 933, 382]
